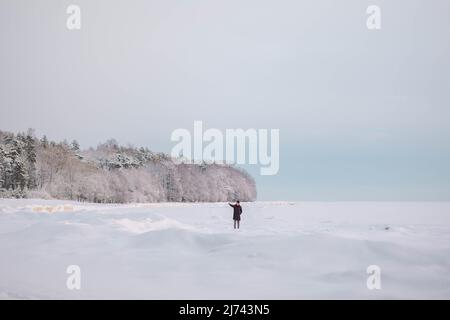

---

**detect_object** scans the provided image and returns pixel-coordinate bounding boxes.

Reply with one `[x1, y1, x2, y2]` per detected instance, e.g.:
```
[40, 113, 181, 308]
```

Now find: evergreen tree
[3, 134, 19, 190]
[0, 146, 5, 189]
[25, 132, 37, 189]
[0, 144, 13, 191]
[71, 140, 80, 151]
[12, 156, 28, 190]
[4, 133, 16, 149]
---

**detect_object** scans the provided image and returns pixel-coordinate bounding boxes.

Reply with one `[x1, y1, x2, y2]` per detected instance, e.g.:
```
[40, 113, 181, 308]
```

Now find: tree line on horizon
[0, 129, 257, 203]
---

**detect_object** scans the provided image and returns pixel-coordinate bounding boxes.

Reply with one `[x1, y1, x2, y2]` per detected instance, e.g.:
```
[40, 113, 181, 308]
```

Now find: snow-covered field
[0, 199, 450, 299]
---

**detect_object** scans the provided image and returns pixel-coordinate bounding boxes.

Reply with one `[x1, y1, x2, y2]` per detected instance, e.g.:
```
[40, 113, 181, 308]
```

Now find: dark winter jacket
[229, 203, 243, 221]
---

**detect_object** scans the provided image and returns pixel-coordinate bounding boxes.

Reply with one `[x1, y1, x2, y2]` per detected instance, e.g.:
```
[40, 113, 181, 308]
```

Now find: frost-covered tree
[1, 131, 256, 203]
[0, 130, 38, 194]
[12, 157, 28, 190]
[0, 146, 5, 190]
[24, 131, 37, 189]
[71, 140, 80, 151]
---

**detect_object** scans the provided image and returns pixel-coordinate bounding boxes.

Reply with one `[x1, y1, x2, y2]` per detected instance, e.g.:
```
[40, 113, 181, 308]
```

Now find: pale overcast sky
[1, 0, 450, 200]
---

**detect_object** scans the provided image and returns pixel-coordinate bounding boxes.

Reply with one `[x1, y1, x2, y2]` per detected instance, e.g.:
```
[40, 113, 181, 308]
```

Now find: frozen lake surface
[1, 199, 450, 299]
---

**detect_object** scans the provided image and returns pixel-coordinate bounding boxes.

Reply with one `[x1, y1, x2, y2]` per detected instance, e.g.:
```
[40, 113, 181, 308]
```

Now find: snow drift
[0, 199, 450, 299]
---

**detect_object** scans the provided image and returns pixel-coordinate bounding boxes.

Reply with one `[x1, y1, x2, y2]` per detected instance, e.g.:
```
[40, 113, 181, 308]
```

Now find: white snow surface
[1, 199, 450, 299]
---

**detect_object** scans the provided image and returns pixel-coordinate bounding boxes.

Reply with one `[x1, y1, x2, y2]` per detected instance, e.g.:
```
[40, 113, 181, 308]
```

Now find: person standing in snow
[229, 201, 243, 229]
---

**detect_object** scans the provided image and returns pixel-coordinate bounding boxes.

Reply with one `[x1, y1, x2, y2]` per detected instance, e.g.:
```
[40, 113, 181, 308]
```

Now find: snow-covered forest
[0, 129, 256, 203]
